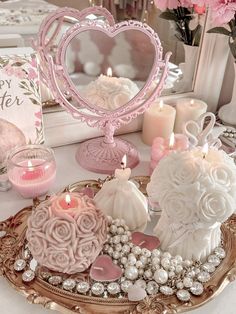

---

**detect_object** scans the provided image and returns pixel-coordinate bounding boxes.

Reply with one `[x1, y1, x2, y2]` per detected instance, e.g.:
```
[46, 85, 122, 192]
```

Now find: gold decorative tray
[1, 176, 236, 314]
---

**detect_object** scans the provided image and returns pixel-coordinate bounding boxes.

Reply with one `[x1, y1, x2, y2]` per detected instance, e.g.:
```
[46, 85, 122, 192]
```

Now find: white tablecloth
[0, 133, 236, 314]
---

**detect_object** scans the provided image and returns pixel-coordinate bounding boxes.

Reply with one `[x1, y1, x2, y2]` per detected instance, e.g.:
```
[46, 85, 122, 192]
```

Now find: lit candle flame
[202, 143, 209, 159]
[169, 132, 175, 149]
[65, 194, 71, 205]
[159, 100, 164, 111]
[107, 67, 112, 77]
[121, 155, 127, 169]
[190, 99, 195, 106]
[27, 160, 34, 171]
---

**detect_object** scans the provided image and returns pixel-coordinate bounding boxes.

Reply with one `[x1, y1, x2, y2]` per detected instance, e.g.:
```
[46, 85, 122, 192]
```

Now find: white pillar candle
[174, 98, 207, 134]
[142, 100, 176, 146]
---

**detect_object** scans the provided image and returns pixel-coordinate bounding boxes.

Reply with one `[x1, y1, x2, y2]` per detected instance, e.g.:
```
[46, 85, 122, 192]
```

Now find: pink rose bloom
[3, 64, 14, 76]
[209, 0, 236, 25]
[28, 68, 38, 80]
[27, 193, 108, 274]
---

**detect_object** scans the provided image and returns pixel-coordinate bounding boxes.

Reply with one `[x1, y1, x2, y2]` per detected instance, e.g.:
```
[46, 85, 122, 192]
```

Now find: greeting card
[0, 48, 43, 166]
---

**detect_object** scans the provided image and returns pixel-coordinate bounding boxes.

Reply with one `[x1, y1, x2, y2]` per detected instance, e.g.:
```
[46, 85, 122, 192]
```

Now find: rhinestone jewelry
[121, 280, 133, 293]
[14, 259, 26, 272]
[22, 269, 35, 282]
[197, 271, 210, 283]
[183, 277, 193, 288]
[207, 255, 221, 267]
[135, 279, 146, 289]
[146, 281, 159, 295]
[91, 283, 105, 296]
[190, 282, 204, 295]
[107, 282, 120, 295]
[176, 289, 191, 302]
[160, 286, 174, 296]
[63, 279, 76, 291]
[214, 247, 226, 259]
[48, 276, 63, 286]
[202, 263, 215, 273]
[77, 281, 90, 294]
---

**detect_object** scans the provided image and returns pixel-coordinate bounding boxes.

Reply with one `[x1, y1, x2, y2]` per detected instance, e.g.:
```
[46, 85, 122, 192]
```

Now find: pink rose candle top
[27, 192, 108, 274]
[150, 133, 189, 174]
[7, 145, 56, 198]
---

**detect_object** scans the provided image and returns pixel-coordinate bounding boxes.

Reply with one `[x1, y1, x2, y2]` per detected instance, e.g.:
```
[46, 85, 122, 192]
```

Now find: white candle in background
[174, 98, 207, 134]
[142, 100, 176, 146]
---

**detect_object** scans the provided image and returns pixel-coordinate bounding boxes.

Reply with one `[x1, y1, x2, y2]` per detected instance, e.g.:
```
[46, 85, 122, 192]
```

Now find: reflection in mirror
[66, 29, 155, 111]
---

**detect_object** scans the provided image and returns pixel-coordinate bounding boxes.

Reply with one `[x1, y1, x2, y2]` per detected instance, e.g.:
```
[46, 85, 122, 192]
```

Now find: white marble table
[0, 133, 236, 314]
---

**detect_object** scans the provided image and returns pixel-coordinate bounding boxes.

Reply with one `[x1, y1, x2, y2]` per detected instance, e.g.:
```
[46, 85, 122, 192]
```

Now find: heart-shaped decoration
[128, 285, 147, 302]
[55, 18, 169, 121]
[89, 255, 122, 282]
[131, 232, 160, 251]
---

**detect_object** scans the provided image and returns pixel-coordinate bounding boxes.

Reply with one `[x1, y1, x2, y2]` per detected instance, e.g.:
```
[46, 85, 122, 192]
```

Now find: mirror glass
[65, 29, 156, 111]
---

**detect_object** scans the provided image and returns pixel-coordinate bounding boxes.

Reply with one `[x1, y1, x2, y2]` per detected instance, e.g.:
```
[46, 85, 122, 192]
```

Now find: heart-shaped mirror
[37, 7, 171, 174]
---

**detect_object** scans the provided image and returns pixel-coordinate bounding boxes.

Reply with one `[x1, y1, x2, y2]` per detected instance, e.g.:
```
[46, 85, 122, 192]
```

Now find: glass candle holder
[7, 145, 56, 198]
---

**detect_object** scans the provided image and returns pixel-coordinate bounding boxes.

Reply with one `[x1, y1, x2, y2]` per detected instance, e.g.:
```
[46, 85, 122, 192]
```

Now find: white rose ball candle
[80, 68, 139, 110]
[26, 192, 108, 274]
[147, 147, 236, 261]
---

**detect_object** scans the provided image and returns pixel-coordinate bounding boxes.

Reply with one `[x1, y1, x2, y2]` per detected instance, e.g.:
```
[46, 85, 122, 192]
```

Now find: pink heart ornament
[131, 232, 160, 251]
[89, 255, 122, 282]
[128, 285, 147, 302]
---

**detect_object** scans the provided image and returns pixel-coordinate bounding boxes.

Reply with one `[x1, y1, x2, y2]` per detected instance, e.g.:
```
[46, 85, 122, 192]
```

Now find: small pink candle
[58, 194, 78, 210]
[7, 145, 56, 199]
[150, 133, 189, 174]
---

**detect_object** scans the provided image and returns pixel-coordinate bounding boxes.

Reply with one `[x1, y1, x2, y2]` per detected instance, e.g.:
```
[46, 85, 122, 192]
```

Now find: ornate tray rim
[1, 176, 236, 314]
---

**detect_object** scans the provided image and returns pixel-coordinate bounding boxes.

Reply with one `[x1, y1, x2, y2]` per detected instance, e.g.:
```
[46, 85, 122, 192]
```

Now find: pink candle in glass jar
[7, 145, 56, 198]
[150, 133, 189, 174]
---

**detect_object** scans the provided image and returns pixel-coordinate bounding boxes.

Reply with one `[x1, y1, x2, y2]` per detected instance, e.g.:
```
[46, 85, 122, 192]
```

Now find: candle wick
[121, 162, 125, 170]
[93, 266, 104, 271]
[138, 241, 146, 246]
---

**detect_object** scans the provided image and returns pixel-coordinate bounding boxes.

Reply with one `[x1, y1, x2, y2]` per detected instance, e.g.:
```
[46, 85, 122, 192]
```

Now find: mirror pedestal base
[76, 137, 140, 174]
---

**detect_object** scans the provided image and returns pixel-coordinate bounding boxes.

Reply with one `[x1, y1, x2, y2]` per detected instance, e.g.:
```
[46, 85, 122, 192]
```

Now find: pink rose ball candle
[26, 192, 108, 274]
[150, 133, 189, 174]
[7, 145, 56, 198]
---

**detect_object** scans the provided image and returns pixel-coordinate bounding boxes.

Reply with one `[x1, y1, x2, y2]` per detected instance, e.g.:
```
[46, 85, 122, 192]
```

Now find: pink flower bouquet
[154, 0, 206, 46]
[206, 0, 236, 60]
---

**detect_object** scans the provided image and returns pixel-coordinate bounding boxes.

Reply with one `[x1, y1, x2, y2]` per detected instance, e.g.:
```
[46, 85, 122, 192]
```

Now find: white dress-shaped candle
[147, 145, 236, 261]
[142, 100, 176, 146]
[94, 155, 149, 232]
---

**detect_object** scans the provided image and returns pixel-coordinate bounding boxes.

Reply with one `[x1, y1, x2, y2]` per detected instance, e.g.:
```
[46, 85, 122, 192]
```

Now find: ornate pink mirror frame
[35, 7, 171, 174]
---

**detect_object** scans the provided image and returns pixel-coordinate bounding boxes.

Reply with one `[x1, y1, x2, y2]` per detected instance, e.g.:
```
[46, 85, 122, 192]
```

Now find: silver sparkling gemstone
[207, 255, 221, 267]
[48, 275, 63, 286]
[14, 259, 26, 271]
[121, 280, 133, 293]
[214, 247, 226, 259]
[202, 263, 216, 273]
[91, 283, 105, 296]
[29, 259, 38, 271]
[141, 248, 151, 258]
[23, 248, 31, 259]
[152, 249, 161, 257]
[183, 277, 193, 288]
[144, 269, 153, 279]
[22, 269, 35, 282]
[107, 282, 120, 295]
[77, 281, 90, 294]
[63, 279, 76, 291]
[120, 235, 129, 243]
[122, 244, 131, 254]
[176, 289, 191, 302]
[40, 272, 51, 280]
[197, 271, 210, 283]
[190, 282, 204, 295]
[160, 286, 174, 296]
[146, 281, 159, 295]
[117, 227, 125, 235]
[132, 246, 142, 255]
